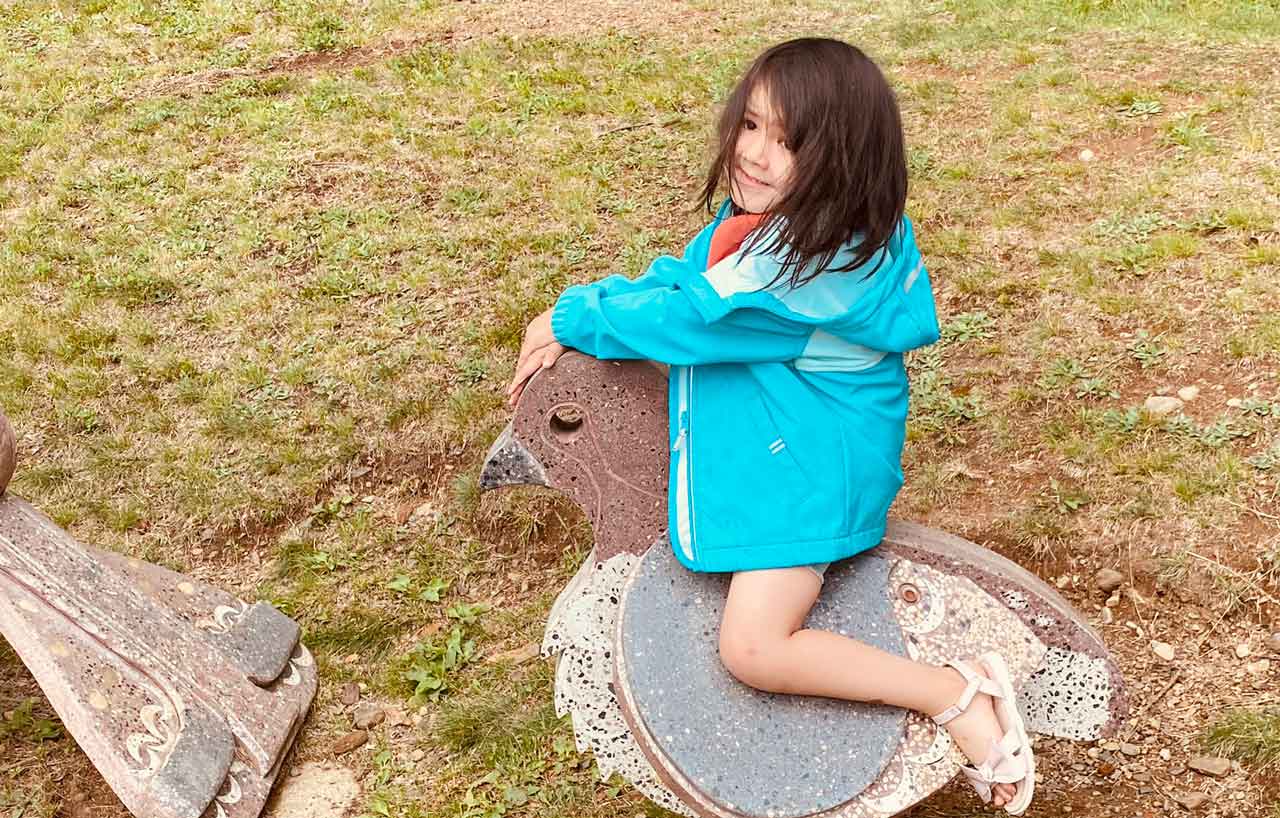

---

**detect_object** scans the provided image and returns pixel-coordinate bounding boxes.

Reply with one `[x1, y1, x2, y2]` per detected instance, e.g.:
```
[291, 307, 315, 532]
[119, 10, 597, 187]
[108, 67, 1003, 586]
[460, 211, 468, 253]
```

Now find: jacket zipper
[672, 366, 695, 561]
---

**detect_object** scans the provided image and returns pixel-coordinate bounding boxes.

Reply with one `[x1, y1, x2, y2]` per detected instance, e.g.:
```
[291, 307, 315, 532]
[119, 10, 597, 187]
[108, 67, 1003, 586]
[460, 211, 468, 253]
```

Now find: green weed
[403, 625, 479, 702]
[0, 700, 63, 743]
[1203, 708, 1280, 769]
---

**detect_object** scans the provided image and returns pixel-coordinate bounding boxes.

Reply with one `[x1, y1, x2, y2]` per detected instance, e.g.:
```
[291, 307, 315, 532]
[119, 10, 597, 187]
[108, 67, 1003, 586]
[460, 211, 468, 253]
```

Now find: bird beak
[479, 421, 548, 490]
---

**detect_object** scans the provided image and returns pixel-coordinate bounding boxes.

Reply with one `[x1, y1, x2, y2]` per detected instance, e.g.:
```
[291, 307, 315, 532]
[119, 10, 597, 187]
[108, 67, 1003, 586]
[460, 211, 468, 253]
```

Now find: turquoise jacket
[551, 201, 940, 573]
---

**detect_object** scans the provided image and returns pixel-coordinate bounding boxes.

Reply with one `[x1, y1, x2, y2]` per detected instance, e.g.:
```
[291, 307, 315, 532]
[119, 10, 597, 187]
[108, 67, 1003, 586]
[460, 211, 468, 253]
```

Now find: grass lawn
[1, 0, 1279, 816]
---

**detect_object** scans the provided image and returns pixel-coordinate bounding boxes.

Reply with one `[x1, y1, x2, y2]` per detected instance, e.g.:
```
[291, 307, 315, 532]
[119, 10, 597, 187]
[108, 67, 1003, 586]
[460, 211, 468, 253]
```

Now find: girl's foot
[930, 656, 1034, 813]
[938, 664, 1017, 807]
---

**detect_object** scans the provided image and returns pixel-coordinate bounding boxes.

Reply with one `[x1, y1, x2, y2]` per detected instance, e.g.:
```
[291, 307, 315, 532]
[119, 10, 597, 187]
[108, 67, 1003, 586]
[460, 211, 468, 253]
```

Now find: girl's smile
[735, 164, 773, 189]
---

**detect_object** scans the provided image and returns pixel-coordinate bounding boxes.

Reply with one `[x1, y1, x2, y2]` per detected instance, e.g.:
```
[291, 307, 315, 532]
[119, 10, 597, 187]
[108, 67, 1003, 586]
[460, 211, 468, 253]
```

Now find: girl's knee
[718, 629, 787, 692]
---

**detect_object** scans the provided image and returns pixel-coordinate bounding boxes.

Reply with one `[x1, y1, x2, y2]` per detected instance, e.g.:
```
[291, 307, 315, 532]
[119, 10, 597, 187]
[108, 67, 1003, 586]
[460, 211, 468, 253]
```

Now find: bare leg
[718, 567, 1017, 808]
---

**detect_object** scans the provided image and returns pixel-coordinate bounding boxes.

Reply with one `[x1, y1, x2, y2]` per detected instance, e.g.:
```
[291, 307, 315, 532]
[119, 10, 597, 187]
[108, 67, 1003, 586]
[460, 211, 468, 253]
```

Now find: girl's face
[730, 84, 794, 214]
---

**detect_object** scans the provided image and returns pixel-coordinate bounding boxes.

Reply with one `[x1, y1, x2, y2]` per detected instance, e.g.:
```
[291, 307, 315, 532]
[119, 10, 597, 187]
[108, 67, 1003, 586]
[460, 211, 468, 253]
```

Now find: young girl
[507, 38, 1034, 814]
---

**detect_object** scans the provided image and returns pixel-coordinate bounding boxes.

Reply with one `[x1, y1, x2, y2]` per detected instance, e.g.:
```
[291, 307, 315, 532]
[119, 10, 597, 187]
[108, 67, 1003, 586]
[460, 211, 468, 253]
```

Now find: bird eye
[548, 403, 585, 443]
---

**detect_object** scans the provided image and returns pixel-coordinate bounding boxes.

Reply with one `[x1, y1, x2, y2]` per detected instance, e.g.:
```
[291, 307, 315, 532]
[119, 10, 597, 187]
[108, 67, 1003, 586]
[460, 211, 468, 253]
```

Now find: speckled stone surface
[618, 545, 906, 818]
[481, 353, 669, 560]
[0, 492, 317, 818]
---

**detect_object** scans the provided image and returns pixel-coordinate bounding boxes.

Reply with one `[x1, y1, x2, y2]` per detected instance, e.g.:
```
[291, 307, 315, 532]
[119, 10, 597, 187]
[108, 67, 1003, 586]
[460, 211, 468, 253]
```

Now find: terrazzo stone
[478, 355, 669, 560]
[0, 414, 317, 818]
[619, 546, 905, 818]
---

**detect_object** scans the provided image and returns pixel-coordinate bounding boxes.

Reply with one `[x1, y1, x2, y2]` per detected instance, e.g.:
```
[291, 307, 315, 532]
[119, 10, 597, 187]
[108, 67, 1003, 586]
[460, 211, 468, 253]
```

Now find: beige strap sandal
[931, 652, 1036, 815]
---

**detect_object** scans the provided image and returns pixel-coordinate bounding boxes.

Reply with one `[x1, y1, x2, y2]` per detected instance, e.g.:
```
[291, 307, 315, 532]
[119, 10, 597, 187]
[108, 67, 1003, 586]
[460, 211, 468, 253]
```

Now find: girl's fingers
[507, 355, 545, 406]
[508, 339, 565, 408]
[514, 335, 536, 376]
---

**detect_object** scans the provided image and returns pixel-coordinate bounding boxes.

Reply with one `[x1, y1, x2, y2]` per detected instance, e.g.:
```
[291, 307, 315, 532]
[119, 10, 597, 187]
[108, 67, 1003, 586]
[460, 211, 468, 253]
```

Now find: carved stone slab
[482, 354, 1129, 817]
[0, 412, 317, 818]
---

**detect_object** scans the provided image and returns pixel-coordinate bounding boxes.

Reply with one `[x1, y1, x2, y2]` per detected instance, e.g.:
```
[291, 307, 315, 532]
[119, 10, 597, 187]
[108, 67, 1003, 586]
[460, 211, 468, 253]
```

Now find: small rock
[1267, 632, 1280, 653]
[1131, 771, 1150, 782]
[1234, 642, 1251, 659]
[1097, 762, 1116, 776]
[1170, 762, 1187, 776]
[1120, 742, 1142, 757]
[1227, 397, 1244, 408]
[1152, 641, 1176, 661]
[1087, 747, 1101, 759]
[1187, 755, 1231, 777]
[411, 748, 426, 762]
[352, 704, 385, 729]
[1160, 748, 1172, 761]
[1101, 607, 1114, 625]
[1105, 592, 1121, 607]
[384, 707, 411, 727]
[1144, 395, 1184, 418]
[1174, 791, 1210, 810]
[331, 730, 368, 756]
[486, 642, 541, 665]
[1177, 386, 1200, 402]
[1095, 568, 1125, 593]
[274, 763, 361, 817]
[411, 501, 441, 522]
[1246, 659, 1270, 675]
[1079, 148, 1096, 162]
[339, 683, 360, 706]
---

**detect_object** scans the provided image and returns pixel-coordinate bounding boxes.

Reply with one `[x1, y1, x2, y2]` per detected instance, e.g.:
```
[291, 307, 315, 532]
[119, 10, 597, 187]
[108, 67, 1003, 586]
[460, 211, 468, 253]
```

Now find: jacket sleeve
[550, 281, 811, 365]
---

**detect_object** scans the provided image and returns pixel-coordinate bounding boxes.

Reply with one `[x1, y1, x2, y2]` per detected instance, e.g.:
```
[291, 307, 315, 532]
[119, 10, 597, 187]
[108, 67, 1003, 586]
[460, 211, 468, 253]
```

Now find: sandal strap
[959, 765, 996, 804]
[931, 659, 1005, 726]
[957, 736, 1031, 802]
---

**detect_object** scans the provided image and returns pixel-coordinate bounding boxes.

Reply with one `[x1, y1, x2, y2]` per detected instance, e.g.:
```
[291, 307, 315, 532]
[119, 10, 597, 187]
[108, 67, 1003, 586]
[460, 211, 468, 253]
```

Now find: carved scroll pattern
[0, 512, 187, 779]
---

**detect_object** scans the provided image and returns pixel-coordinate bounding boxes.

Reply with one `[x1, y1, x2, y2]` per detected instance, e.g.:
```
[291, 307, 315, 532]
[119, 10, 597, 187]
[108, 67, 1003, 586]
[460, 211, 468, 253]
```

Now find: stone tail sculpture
[0, 412, 316, 818]
[480, 352, 1127, 818]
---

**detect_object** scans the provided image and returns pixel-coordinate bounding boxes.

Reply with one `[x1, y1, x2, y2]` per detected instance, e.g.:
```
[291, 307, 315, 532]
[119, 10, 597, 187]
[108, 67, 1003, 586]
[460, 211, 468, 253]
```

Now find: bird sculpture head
[481, 352, 669, 560]
[0, 412, 15, 496]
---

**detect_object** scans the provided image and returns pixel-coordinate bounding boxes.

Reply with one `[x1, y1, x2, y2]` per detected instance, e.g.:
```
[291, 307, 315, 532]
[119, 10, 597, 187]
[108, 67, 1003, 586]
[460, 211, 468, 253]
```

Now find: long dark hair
[699, 38, 907, 287]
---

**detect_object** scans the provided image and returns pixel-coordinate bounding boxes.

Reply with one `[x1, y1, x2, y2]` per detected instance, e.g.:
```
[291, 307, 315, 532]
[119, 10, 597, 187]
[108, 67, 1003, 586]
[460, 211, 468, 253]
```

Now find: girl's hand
[507, 341, 567, 406]
[508, 309, 564, 406]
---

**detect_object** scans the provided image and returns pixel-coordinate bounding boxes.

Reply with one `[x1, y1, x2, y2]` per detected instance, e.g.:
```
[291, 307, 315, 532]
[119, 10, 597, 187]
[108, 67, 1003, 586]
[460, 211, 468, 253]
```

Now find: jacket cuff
[551, 285, 590, 348]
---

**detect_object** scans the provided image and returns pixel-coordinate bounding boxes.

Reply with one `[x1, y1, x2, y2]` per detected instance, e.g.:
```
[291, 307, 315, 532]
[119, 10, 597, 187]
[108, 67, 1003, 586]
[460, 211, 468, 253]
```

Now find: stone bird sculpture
[481, 352, 1127, 818]
[0, 411, 316, 818]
